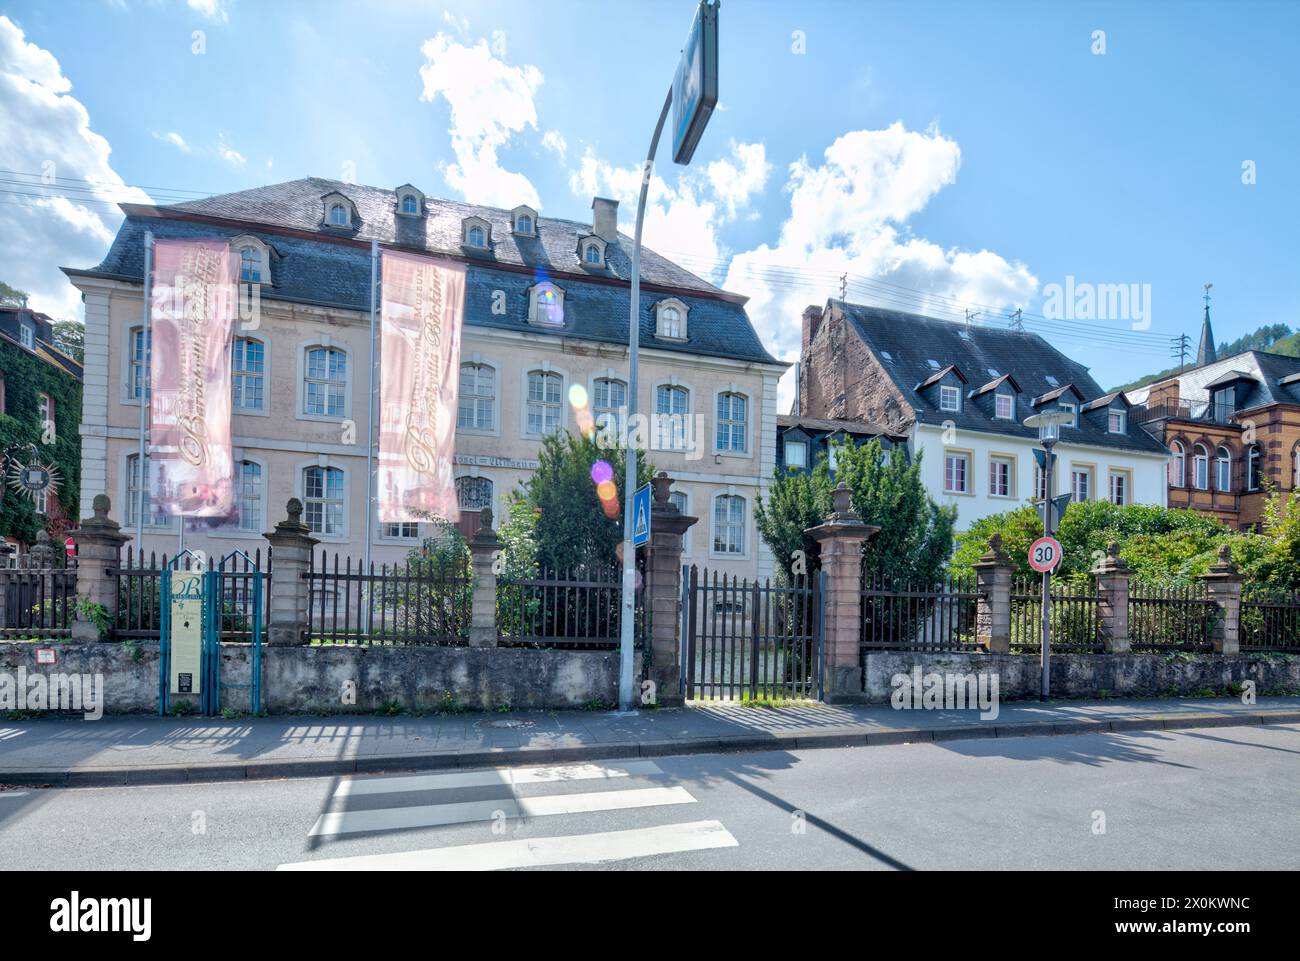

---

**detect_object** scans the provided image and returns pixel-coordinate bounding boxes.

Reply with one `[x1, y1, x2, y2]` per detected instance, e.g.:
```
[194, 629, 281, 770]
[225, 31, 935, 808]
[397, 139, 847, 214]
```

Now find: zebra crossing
[277, 759, 739, 870]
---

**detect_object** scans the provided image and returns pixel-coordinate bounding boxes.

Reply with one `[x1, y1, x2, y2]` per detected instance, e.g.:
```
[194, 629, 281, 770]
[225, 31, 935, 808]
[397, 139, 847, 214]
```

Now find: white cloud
[541, 129, 567, 163]
[0, 15, 151, 318]
[187, 0, 229, 24]
[418, 32, 543, 208]
[441, 10, 469, 36]
[155, 130, 190, 152]
[720, 123, 1037, 413]
[706, 140, 771, 220]
[216, 133, 245, 166]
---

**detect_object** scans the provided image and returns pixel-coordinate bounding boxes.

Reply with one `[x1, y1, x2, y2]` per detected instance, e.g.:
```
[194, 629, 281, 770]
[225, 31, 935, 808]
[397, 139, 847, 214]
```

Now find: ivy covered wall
[0, 338, 82, 546]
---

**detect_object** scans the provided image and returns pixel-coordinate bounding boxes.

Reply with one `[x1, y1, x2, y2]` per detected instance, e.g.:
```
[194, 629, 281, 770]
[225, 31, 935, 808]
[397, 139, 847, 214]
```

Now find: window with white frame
[583, 242, 603, 266]
[655, 385, 689, 451]
[526, 370, 562, 435]
[784, 439, 808, 470]
[456, 476, 494, 513]
[593, 377, 626, 439]
[1072, 468, 1091, 502]
[713, 494, 746, 555]
[1170, 441, 1185, 487]
[1247, 444, 1262, 491]
[1108, 410, 1127, 434]
[715, 392, 747, 453]
[530, 282, 564, 325]
[1193, 444, 1209, 490]
[1034, 465, 1048, 501]
[237, 460, 262, 532]
[1216, 447, 1232, 492]
[1059, 402, 1077, 427]
[457, 363, 496, 431]
[34, 485, 47, 515]
[989, 456, 1013, 497]
[467, 224, 486, 248]
[656, 301, 687, 340]
[19, 322, 34, 350]
[304, 346, 347, 417]
[302, 466, 344, 535]
[37, 392, 53, 432]
[400, 194, 420, 215]
[329, 203, 350, 227]
[239, 247, 261, 284]
[232, 338, 265, 411]
[939, 385, 961, 412]
[381, 521, 419, 539]
[130, 327, 151, 400]
[1294, 442, 1300, 487]
[944, 452, 970, 493]
[670, 490, 690, 551]
[1108, 471, 1129, 506]
[995, 393, 1014, 420]
[515, 214, 533, 235]
[125, 453, 173, 528]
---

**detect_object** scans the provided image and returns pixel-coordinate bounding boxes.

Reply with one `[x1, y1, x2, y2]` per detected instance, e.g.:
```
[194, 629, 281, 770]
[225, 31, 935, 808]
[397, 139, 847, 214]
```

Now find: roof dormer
[462, 215, 492, 251]
[655, 298, 689, 341]
[914, 365, 968, 415]
[321, 191, 358, 230]
[511, 205, 538, 237]
[230, 234, 271, 286]
[395, 184, 425, 217]
[578, 234, 607, 269]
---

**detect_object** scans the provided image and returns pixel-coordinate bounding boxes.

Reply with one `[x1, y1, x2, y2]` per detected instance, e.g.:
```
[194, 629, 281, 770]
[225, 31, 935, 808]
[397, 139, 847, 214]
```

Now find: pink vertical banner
[377, 250, 466, 523]
[148, 238, 238, 518]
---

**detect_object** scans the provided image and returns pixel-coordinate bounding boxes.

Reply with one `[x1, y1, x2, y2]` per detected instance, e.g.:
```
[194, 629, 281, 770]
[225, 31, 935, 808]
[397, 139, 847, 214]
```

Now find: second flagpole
[363, 240, 378, 631]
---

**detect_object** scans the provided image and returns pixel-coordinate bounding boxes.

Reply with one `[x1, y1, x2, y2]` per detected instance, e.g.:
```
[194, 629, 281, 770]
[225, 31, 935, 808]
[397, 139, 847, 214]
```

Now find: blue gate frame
[159, 550, 264, 716]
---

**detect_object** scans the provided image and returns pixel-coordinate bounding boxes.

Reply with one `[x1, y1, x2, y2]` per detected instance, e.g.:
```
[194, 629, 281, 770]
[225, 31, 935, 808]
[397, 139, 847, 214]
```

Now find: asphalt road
[2, 723, 1297, 870]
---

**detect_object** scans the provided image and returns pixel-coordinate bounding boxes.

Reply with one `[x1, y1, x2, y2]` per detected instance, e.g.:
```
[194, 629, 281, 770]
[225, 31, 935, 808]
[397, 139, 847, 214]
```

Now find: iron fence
[112, 547, 270, 642]
[1011, 577, 1102, 652]
[859, 570, 980, 653]
[305, 551, 471, 645]
[0, 560, 77, 638]
[1128, 581, 1216, 652]
[1240, 587, 1300, 653]
[496, 566, 635, 649]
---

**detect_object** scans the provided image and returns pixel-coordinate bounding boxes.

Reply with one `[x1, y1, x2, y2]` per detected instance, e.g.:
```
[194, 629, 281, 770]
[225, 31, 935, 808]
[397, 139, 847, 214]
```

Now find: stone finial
[831, 482, 853, 516]
[1093, 539, 1129, 574]
[93, 494, 110, 520]
[1217, 543, 1232, 564]
[989, 532, 1003, 552]
[286, 497, 303, 525]
[652, 471, 673, 505]
[978, 531, 1010, 565]
[267, 497, 316, 542]
[1205, 541, 1240, 578]
[479, 506, 494, 531]
[1107, 541, 1121, 560]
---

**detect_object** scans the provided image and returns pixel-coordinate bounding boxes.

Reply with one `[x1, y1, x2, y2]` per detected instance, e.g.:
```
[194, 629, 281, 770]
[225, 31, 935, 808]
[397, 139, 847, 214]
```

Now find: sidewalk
[2, 697, 1297, 787]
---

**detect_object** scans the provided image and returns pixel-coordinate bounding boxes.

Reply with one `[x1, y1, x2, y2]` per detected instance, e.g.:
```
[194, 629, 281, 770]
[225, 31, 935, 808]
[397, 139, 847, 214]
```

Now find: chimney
[802, 304, 823, 354]
[591, 197, 619, 242]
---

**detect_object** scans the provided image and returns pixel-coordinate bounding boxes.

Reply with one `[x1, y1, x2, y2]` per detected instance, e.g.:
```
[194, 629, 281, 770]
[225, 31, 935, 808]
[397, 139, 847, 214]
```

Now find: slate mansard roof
[833, 301, 1168, 456]
[64, 178, 781, 367]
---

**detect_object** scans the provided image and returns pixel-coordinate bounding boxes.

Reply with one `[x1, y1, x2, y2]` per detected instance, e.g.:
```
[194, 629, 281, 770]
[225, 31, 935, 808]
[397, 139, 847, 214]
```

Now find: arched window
[526, 370, 563, 435]
[303, 346, 347, 417]
[1193, 444, 1209, 490]
[1170, 441, 1185, 487]
[716, 392, 748, 453]
[593, 377, 627, 439]
[1215, 446, 1232, 493]
[713, 494, 746, 555]
[467, 225, 486, 248]
[329, 204, 349, 227]
[516, 214, 533, 235]
[401, 194, 419, 215]
[456, 476, 494, 513]
[584, 243, 602, 265]
[657, 303, 686, 339]
[302, 465, 344, 535]
[232, 337, 265, 411]
[239, 247, 261, 284]
[1247, 444, 1262, 491]
[457, 363, 496, 431]
[655, 384, 690, 451]
[530, 282, 564, 325]
[1293, 442, 1300, 488]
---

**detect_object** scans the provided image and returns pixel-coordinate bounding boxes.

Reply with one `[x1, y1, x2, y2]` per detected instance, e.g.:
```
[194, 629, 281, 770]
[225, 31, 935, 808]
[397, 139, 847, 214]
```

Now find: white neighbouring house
[796, 301, 1170, 530]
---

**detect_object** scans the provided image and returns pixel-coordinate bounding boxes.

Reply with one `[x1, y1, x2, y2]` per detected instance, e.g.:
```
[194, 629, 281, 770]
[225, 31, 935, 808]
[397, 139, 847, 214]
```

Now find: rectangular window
[130, 327, 151, 400]
[593, 378, 626, 439]
[713, 495, 746, 555]
[655, 385, 689, 451]
[1035, 465, 1048, 501]
[944, 453, 969, 494]
[1108, 471, 1128, 506]
[1108, 410, 1126, 434]
[995, 394, 1014, 420]
[1072, 468, 1091, 502]
[716, 393, 747, 453]
[784, 440, 808, 469]
[304, 347, 346, 417]
[1213, 387, 1235, 421]
[458, 364, 496, 431]
[526, 371, 562, 435]
[939, 385, 961, 412]
[381, 522, 419, 539]
[989, 456, 1012, 497]
[237, 461, 262, 532]
[1059, 403, 1077, 427]
[19, 323, 34, 350]
[303, 466, 344, 536]
[126, 454, 173, 529]
[233, 339, 266, 412]
[37, 393, 53, 430]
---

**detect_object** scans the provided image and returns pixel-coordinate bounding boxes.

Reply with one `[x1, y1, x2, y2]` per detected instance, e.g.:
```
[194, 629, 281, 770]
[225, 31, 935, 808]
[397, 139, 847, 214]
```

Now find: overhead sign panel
[671, 0, 719, 165]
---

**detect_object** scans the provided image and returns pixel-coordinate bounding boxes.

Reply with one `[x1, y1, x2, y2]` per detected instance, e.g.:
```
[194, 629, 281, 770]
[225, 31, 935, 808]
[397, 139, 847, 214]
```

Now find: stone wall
[0, 641, 619, 715]
[863, 651, 1300, 703]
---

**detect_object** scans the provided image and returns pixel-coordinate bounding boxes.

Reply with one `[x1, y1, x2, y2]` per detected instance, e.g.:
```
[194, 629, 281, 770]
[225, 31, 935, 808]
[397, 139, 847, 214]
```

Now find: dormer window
[462, 216, 491, 250]
[578, 234, 607, 268]
[584, 243, 602, 265]
[395, 184, 425, 217]
[529, 282, 565, 325]
[995, 393, 1014, 420]
[321, 191, 357, 230]
[230, 235, 270, 285]
[240, 248, 260, 283]
[939, 385, 961, 412]
[329, 204, 349, 226]
[401, 195, 419, 214]
[511, 205, 538, 236]
[1059, 402, 1077, 427]
[655, 298, 689, 340]
[1108, 410, 1127, 434]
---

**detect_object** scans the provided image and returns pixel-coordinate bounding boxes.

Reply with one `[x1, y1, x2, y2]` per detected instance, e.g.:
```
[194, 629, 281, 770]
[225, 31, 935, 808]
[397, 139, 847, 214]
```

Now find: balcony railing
[1131, 400, 1237, 426]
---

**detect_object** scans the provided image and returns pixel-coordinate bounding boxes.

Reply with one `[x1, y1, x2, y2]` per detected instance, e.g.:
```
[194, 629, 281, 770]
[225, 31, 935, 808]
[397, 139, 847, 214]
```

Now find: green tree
[756, 439, 956, 586]
[51, 320, 85, 363]
[1255, 487, 1300, 592]
[0, 281, 28, 307]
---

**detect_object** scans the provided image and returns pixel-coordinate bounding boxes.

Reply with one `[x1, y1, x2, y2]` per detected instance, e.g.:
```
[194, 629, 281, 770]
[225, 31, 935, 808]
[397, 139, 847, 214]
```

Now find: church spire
[1196, 282, 1216, 366]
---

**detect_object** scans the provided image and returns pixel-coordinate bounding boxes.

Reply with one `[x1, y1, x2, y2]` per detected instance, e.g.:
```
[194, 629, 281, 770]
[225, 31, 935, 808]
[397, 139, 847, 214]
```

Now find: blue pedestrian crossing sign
[632, 483, 652, 547]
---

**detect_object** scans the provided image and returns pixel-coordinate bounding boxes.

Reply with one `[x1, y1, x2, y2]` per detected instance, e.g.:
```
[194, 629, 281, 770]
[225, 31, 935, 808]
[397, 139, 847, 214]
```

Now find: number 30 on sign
[1028, 536, 1063, 573]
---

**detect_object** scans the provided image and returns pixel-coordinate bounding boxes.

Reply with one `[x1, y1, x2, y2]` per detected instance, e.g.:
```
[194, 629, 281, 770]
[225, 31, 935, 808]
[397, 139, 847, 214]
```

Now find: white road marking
[333, 761, 663, 797]
[0, 792, 28, 800]
[281, 819, 738, 870]
[309, 785, 696, 837]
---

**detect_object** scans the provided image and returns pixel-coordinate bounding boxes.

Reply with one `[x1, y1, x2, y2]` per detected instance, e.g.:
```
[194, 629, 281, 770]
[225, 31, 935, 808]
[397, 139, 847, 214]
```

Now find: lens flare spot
[591, 460, 614, 485]
[568, 384, 588, 409]
[596, 480, 618, 501]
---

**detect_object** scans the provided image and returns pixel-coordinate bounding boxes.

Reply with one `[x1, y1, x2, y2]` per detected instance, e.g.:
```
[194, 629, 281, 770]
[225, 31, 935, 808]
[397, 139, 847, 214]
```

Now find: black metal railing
[305, 551, 471, 646]
[112, 547, 270, 642]
[496, 566, 632, 649]
[1241, 587, 1300, 652]
[0, 560, 77, 638]
[1011, 577, 1103, 653]
[1128, 581, 1216, 652]
[859, 570, 979, 652]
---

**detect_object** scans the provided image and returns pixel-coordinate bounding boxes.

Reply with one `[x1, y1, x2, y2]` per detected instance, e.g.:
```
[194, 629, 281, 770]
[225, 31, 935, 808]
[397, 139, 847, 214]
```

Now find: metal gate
[681, 566, 823, 702]
[159, 550, 264, 716]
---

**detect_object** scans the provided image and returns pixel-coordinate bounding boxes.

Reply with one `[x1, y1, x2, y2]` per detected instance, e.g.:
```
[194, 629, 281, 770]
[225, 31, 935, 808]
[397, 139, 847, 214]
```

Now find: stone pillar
[467, 507, 500, 648]
[68, 494, 131, 641]
[972, 533, 1013, 653]
[1092, 541, 1132, 653]
[263, 499, 318, 646]
[643, 472, 697, 706]
[1201, 544, 1243, 655]
[806, 483, 878, 701]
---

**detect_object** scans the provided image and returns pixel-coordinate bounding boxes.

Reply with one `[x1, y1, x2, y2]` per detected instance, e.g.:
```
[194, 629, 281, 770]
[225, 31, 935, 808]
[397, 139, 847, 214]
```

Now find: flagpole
[136, 231, 154, 558]
[363, 240, 378, 629]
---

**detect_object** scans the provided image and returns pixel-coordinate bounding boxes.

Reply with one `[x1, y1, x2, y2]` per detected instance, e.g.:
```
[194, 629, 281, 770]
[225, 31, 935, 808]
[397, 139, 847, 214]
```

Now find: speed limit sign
[1028, 536, 1063, 573]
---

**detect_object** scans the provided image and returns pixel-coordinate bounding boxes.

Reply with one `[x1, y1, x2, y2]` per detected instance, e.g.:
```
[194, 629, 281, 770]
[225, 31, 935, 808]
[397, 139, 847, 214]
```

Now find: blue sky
[3, 0, 1298, 401]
